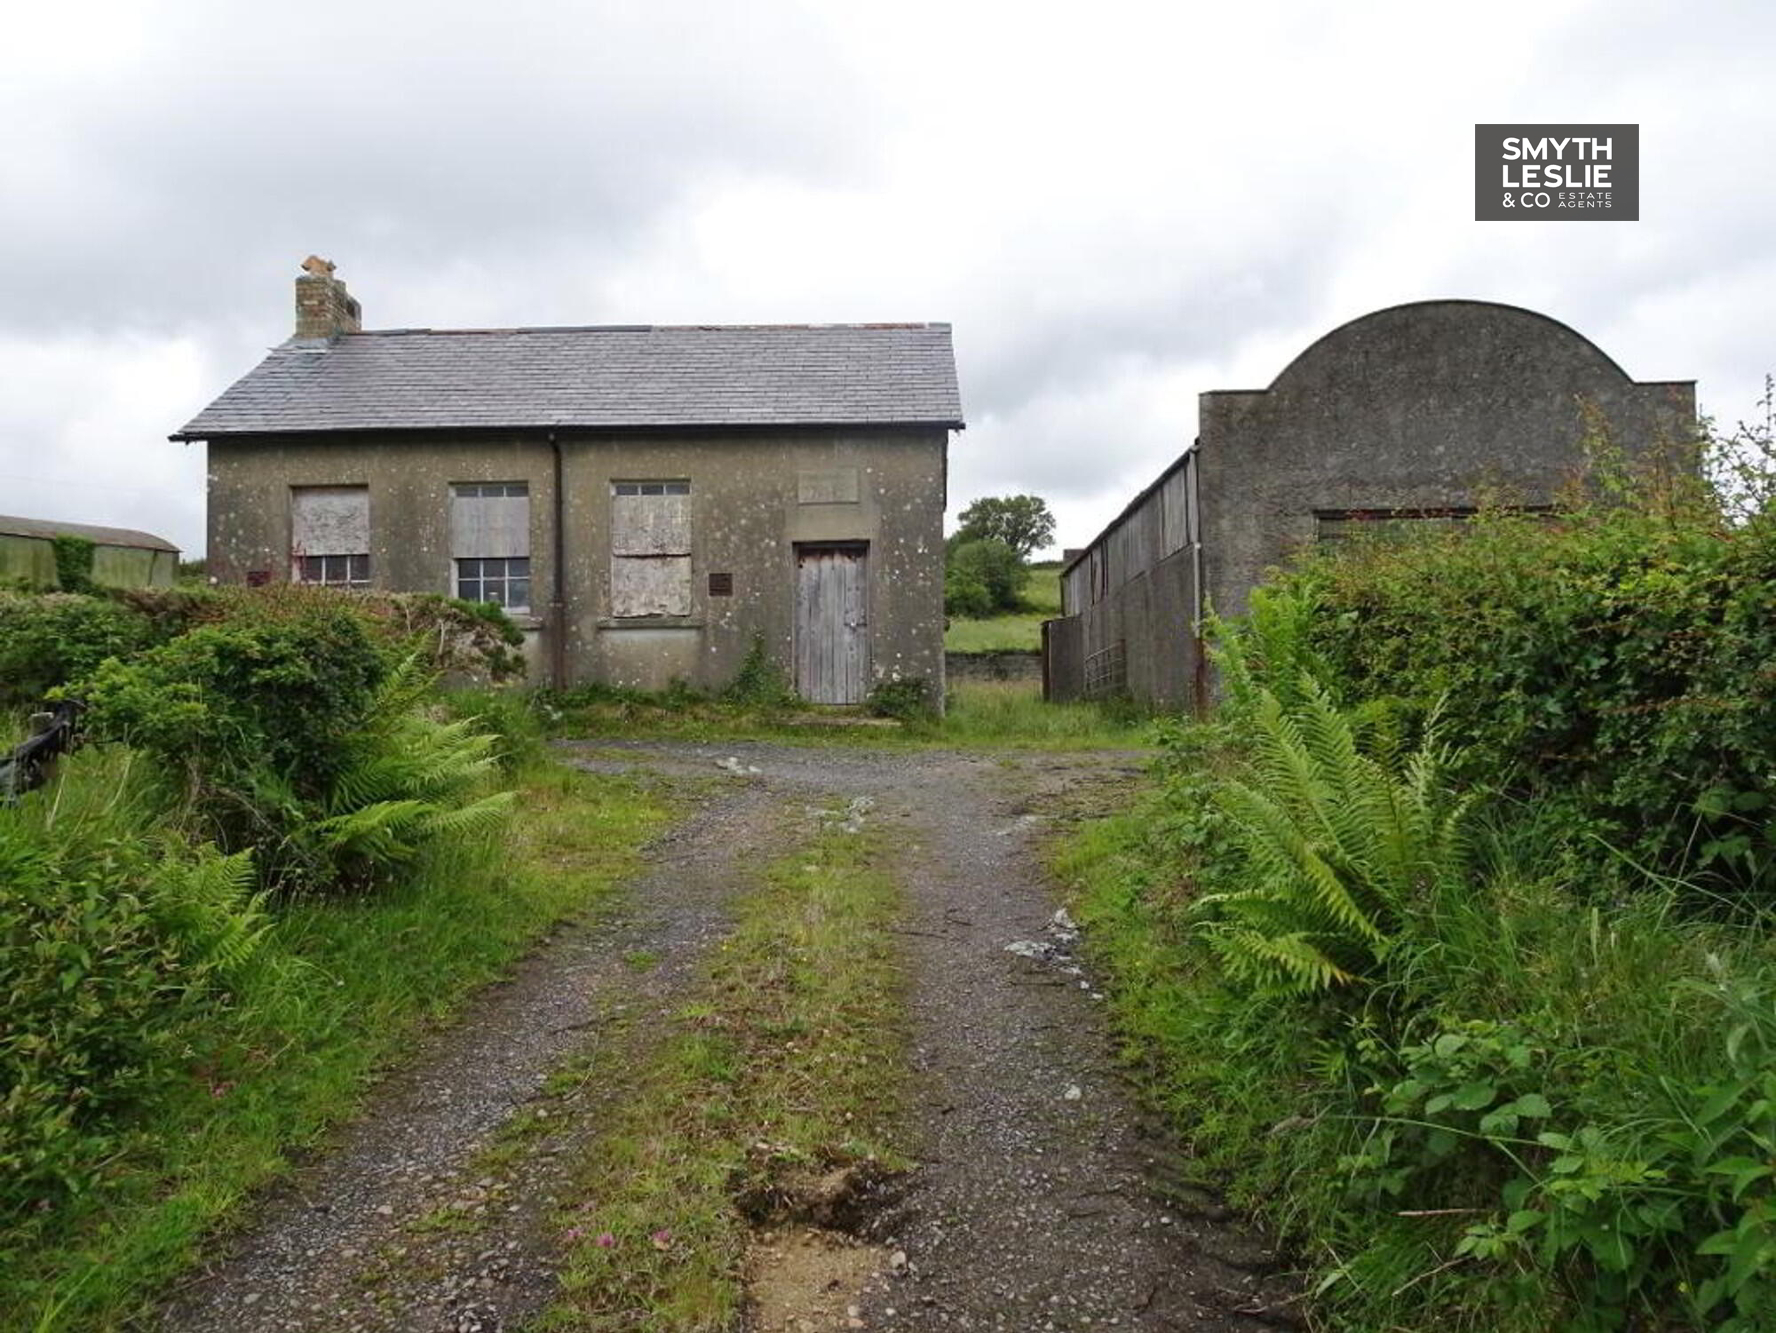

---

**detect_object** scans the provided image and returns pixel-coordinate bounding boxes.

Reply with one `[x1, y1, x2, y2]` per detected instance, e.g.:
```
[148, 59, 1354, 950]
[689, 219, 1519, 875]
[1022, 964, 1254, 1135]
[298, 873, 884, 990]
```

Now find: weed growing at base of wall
[866, 675, 933, 720]
[721, 634, 798, 710]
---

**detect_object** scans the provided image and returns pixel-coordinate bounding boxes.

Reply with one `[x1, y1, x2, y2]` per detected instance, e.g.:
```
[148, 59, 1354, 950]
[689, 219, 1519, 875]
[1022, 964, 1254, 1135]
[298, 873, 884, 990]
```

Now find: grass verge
[539, 811, 906, 1331]
[9, 759, 670, 1331]
[1053, 770, 1776, 1331]
[942, 613, 1049, 653]
[942, 562, 1061, 652]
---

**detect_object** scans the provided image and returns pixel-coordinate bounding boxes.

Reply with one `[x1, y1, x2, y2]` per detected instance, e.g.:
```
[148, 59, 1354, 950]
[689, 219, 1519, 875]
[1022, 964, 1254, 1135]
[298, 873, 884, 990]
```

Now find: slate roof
[0, 514, 179, 552]
[173, 323, 964, 438]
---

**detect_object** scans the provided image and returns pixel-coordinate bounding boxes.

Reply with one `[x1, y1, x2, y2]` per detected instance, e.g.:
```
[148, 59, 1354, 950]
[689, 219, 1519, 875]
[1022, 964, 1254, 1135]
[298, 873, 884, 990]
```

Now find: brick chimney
[294, 255, 362, 339]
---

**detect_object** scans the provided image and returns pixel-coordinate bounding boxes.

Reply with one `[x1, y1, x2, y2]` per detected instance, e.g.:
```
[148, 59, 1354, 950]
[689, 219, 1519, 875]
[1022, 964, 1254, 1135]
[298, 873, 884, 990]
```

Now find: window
[300, 554, 370, 588]
[610, 480, 692, 617]
[456, 556, 531, 610]
[292, 486, 370, 588]
[452, 482, 531, 613]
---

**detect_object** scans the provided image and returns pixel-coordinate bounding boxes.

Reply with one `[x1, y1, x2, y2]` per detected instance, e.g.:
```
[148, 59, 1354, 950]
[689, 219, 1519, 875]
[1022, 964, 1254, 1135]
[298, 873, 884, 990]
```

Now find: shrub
[943, 567, 993, 618]
[0, 752, 263, 1217]
[49, 534, 96, 594]
[1195, 681, 1471, 994]
[866, 675, 933, 721]
[0, 593, 157, 709]
[358, 591, 528, 681]
[306, 659, 515, 889]
[76, 589, 389, 808]
[1279, 504, 1776, 897]
[946, 537, 1026, 616]
[441, 688, 548, 772]
[1062, 493, 1776, 1327]
[74, 590, 512, 891]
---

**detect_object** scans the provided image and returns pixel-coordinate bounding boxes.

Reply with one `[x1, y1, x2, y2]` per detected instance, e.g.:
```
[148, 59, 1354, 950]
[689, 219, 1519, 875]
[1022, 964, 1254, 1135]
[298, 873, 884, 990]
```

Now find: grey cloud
[1, 1, 881, 338]
[4, 0, 1773, 563]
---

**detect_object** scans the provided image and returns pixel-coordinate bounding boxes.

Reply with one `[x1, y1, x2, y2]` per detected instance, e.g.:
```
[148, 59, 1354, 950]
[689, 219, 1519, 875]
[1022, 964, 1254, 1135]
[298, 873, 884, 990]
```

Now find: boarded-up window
[452, 482, 531, 612]
[611, 481, 691, 617]
[292, 486, 369, 587]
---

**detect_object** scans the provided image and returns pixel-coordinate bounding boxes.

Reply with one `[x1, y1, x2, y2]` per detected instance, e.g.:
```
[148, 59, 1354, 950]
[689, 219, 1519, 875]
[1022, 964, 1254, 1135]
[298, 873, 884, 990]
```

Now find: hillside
[944, 560, 1062, 652]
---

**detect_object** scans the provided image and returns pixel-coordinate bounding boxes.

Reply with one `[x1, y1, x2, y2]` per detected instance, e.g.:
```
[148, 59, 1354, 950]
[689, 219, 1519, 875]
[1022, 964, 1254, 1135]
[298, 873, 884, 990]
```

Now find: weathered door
[794, 544, 870, 704]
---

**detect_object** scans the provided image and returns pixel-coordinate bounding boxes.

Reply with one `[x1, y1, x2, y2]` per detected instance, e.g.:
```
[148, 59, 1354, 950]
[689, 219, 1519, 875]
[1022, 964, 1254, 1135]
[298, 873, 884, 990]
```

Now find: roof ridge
[345, 321, 951, 337]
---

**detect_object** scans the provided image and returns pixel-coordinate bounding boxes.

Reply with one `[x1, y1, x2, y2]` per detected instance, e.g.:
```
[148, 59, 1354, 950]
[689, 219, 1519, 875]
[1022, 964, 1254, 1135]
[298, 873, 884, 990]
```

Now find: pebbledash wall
[1046, 300, 1698, 710]
[205, 427, 948, 693]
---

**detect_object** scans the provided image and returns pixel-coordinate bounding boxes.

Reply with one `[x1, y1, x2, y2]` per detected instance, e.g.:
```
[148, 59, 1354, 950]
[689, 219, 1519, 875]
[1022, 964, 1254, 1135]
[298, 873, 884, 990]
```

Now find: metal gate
[794, 543, 870, 704]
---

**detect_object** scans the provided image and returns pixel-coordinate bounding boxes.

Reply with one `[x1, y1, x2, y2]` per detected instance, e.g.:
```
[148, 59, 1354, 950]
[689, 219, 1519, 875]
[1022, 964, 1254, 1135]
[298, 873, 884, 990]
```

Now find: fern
[1196, 678, 1472, 996]
[149, 847, 268, 981]
[309, 655, 516, 886]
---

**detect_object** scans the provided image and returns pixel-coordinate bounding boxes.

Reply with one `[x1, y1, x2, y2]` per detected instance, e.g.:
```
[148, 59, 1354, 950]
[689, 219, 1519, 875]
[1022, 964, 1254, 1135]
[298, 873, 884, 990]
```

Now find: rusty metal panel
[610, 556, 692, 617]
[291, 486, 368, 556]
[612, 493, 690, 556]
[451, 484, 530, 558]
[795, 545, 869, 704]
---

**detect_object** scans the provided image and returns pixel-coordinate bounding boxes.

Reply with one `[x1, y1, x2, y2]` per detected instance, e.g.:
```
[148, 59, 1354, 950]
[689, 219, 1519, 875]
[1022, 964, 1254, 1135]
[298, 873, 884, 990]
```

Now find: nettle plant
[1346, 996, 1776, 1331]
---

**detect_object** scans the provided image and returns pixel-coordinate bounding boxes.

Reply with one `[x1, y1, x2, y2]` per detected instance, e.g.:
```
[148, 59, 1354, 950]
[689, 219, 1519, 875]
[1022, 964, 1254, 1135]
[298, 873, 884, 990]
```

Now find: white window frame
[451, 481, 532, 613]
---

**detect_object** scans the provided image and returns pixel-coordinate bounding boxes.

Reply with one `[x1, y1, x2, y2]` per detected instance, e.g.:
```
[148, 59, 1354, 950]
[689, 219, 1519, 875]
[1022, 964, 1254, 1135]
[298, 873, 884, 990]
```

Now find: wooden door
[794, 544, 870, 704]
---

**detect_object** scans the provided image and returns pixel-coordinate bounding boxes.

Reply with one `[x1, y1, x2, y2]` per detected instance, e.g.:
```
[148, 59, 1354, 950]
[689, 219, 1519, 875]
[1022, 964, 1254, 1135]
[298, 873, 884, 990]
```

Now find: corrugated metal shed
[0, 515, 180, 589]
[0, 515, 179, 553]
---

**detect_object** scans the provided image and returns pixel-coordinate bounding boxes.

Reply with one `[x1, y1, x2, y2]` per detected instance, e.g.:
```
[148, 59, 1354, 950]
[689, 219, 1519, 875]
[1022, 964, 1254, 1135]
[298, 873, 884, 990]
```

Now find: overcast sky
[3, 0, 1772, 559]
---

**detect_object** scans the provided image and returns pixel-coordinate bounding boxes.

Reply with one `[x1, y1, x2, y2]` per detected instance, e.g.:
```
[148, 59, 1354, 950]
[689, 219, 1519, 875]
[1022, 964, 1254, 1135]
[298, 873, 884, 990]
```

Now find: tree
[954, 494, 1056, 560]
[945, 537, 1026, 616]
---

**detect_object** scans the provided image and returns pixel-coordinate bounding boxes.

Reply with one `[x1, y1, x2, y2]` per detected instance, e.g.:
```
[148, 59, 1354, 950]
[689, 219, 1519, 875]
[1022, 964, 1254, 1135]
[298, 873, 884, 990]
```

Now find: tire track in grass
[156, 771, 786, 1333]
[539, 799, 909, 1333]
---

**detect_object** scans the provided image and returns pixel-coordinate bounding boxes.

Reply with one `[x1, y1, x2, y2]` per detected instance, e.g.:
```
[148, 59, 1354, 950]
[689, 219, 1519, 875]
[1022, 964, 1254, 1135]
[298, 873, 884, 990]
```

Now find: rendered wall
[1045, 546, 1197, 708]
[205, 426, 949, 699]
[1197, 300, 1696, 620]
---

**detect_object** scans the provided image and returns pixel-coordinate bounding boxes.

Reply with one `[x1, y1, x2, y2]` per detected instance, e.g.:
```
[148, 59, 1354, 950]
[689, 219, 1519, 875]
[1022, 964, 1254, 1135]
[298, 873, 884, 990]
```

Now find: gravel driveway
[158, 740, 1295, 1333]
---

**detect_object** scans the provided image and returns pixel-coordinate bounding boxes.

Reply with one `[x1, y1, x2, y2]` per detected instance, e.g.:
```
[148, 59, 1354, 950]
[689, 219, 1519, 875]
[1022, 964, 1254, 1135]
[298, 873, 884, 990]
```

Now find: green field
[944, 560, 1062, 652]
